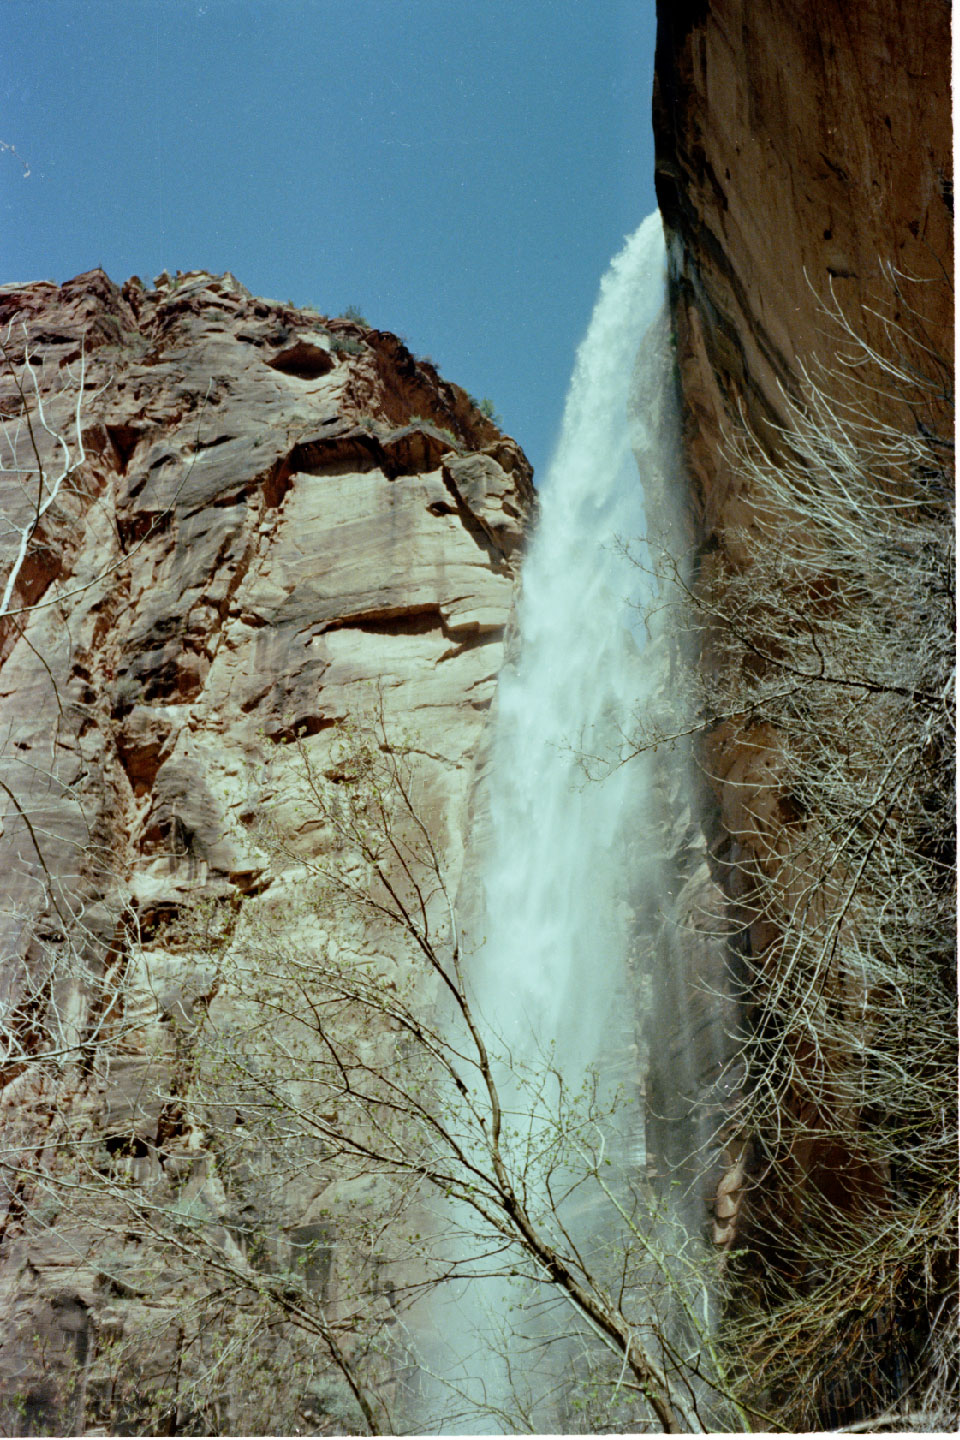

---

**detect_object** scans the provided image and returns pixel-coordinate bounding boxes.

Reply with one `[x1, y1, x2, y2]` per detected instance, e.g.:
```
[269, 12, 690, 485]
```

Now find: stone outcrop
[0, 268, 533, 1432]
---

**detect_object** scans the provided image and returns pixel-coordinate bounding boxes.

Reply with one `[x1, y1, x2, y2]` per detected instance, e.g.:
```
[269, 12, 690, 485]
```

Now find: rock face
[0, 269, 533, 1432]
[655, 0, 952, 533]
[653, 0, 954, 1427]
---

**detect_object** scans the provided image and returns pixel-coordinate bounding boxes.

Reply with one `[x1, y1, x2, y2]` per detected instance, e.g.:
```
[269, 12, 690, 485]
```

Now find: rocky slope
[653, 0, 954, 1428]
[0, 268, 533, 1433]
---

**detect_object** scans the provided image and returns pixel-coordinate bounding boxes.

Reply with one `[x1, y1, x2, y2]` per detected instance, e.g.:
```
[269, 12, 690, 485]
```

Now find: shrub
[478, 396, 502, 426]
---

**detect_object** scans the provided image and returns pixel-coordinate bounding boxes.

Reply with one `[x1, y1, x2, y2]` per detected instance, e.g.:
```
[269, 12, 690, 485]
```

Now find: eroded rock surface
[651, 0, 952, 1169]
[0, 268, 533, 1431]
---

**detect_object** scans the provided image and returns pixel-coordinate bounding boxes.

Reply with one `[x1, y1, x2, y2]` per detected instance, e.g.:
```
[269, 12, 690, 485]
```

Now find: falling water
[419, 212, 685, 1432]
[471, 212, 667, 1080]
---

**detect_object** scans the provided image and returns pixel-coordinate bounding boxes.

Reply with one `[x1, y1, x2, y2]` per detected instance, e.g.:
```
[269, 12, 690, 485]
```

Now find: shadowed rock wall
[655, 0, 952, 539]
[651, 0, 953, 1156]
[652, 0, 954, 1423]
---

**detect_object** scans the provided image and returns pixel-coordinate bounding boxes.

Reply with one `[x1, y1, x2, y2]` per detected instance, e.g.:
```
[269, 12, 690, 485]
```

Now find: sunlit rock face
[0, 268, 533, 1431]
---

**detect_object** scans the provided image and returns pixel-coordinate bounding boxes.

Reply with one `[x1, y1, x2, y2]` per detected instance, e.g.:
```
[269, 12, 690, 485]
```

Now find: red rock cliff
[653, 1, 954, 1428]
[655, 0, 952, 532]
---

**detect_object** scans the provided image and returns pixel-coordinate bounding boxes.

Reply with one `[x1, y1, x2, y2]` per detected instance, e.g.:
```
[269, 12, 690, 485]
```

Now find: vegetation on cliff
[630, 280, 956, 1430]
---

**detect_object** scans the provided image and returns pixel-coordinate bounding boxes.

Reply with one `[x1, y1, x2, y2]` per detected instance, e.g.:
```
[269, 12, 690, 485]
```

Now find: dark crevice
[267, 341, 335, 380]
[317, 604, 446, 638]
[263, 714, 338, 743]
[440, 464, 510, 570]
[194, 433, 235, 451]
[106, 424, 144, 474]
[290, 430, 386, 476]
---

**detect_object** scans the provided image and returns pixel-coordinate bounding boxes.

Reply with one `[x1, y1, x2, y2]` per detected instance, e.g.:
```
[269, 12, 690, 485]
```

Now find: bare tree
[617, 276, 956, 1431]
[2, 681, 766, 1434]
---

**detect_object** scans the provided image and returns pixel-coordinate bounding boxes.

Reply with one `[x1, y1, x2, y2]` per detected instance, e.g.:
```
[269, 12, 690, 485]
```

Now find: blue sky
[1, 0, 658, 476]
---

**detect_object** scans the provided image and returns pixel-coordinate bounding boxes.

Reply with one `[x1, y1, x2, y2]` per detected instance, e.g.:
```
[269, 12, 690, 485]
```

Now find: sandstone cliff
[653, 0, 954, 1428]
[656, 0, 952, 527]
[0, 269, 533, 1433]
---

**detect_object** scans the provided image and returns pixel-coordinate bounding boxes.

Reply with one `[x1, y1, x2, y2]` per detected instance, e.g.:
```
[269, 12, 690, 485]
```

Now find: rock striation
[0, 268, 533, 1432]
[653, 0, 953, 1177]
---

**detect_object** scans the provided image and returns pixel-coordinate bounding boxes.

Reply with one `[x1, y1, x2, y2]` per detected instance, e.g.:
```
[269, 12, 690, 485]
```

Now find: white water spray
[472, 211, 666, 1081]
[419, 213, 679, 1432]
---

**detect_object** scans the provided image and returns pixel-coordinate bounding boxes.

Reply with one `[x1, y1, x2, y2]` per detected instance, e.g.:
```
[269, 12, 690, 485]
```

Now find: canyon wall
[0, 269, 533, 1433]
[653, 0, 954, 1427]
[655, 0, 952, 523]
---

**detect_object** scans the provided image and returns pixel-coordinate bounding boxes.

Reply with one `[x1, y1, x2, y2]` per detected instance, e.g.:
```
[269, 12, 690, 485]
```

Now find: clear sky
[1, 0, 659, 476]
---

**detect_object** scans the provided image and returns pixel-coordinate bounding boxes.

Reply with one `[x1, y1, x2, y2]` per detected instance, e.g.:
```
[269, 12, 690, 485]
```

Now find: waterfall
[418, 212, 689, 1433]
[471, 210, 666, 1084]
